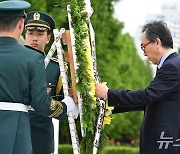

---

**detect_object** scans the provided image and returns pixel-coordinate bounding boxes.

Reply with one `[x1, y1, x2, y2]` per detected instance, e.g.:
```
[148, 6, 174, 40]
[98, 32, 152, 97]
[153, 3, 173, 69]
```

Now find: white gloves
[62, 96, 79, 119]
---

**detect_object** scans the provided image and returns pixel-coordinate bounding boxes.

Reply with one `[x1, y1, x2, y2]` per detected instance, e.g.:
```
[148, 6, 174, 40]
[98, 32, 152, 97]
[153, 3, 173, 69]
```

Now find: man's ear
[15, 18, 24, 38]
[46, 34, 51, 44]
[156, 38, 162, 46]
[18, 18, 24, 31]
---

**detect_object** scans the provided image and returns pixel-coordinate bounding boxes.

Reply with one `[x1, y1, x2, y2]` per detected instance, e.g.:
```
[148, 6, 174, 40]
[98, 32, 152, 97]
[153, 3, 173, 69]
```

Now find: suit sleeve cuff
[107, 89, 114, 106]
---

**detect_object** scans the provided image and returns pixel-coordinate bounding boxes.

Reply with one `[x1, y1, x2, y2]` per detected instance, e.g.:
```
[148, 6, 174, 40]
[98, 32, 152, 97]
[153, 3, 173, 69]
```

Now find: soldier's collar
[24, 45, 44, 55]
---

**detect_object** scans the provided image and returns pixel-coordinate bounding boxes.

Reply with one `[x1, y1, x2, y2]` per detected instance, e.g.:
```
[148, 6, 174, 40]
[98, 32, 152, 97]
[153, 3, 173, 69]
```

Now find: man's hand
[95, 82, 108, 99]
[62, 96, 79, 119]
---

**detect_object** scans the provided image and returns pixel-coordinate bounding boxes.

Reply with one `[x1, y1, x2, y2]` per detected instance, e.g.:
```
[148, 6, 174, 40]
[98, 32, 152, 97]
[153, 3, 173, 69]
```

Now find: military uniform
[29, 59, 64, 154]
[0, 2, 68, 154]
[25, 11, 64, 154]
[28, 49, 64, 154]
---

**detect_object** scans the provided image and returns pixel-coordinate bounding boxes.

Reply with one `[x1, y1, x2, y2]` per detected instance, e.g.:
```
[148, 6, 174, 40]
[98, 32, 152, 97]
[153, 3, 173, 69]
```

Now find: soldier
[0, 1, 78, 154]
[24, 11, 64, 154]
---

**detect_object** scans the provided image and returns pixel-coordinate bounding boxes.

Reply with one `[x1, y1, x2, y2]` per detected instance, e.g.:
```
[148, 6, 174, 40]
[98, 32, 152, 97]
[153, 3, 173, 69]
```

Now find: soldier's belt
[0, 102, 28, 113]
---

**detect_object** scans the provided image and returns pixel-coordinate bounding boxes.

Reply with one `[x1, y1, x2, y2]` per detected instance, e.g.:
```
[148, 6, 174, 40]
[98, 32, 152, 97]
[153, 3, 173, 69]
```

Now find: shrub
[104, 146, 139, 154]
[58, 144, 139, 154]
[58, 144, 73, 154]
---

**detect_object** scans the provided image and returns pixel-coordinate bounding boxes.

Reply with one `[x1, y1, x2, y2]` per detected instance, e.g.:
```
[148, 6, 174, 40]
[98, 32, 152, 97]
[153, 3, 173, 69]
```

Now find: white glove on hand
[62, 96, 79, 119]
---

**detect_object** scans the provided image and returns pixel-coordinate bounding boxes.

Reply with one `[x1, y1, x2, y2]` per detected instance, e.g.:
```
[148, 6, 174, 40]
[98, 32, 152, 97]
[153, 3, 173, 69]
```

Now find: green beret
[25, 11, 55, 31]
[0, 0, 31, 17]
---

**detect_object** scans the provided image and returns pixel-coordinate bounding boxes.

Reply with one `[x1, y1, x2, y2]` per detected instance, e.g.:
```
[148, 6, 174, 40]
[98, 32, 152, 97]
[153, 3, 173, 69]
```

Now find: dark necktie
[156, 66, 159, 76]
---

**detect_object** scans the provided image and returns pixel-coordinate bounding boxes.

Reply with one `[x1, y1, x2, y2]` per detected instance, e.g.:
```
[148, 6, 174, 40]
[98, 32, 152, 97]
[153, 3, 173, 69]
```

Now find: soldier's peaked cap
[25, 11, 55, 31]
[0, 0, 31, 17]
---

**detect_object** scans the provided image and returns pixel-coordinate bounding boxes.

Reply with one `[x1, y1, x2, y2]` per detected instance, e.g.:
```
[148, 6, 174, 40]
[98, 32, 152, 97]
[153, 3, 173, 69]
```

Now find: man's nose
[32, 35, 38, 41]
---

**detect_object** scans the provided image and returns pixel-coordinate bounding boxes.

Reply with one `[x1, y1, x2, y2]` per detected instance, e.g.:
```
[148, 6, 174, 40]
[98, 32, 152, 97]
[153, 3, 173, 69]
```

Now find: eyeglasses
[141, 42, 151, 51]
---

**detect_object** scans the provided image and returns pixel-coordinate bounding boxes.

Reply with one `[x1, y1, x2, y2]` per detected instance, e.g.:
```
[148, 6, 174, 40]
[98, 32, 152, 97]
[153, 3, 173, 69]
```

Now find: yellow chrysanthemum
[104, 101, 114, 125]
[103, 117, 112, 125]
[84, 24, 96, 104]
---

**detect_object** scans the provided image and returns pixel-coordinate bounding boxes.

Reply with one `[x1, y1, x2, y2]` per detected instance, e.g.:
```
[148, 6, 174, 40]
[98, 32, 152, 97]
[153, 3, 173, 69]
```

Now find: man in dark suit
[25, 11, 64, 154]
[0, 1, 78, 154]
[95, 20, 180, 154]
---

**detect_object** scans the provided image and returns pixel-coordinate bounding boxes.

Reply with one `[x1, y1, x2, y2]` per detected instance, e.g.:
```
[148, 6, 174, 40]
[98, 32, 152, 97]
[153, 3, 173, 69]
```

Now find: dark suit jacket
[108, 52, 180, 154]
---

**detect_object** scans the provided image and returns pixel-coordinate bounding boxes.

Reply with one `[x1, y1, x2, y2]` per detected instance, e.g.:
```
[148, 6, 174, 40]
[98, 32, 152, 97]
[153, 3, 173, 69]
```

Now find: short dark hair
[142, 21, 173, 49]
[0, 17, 22, 32]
